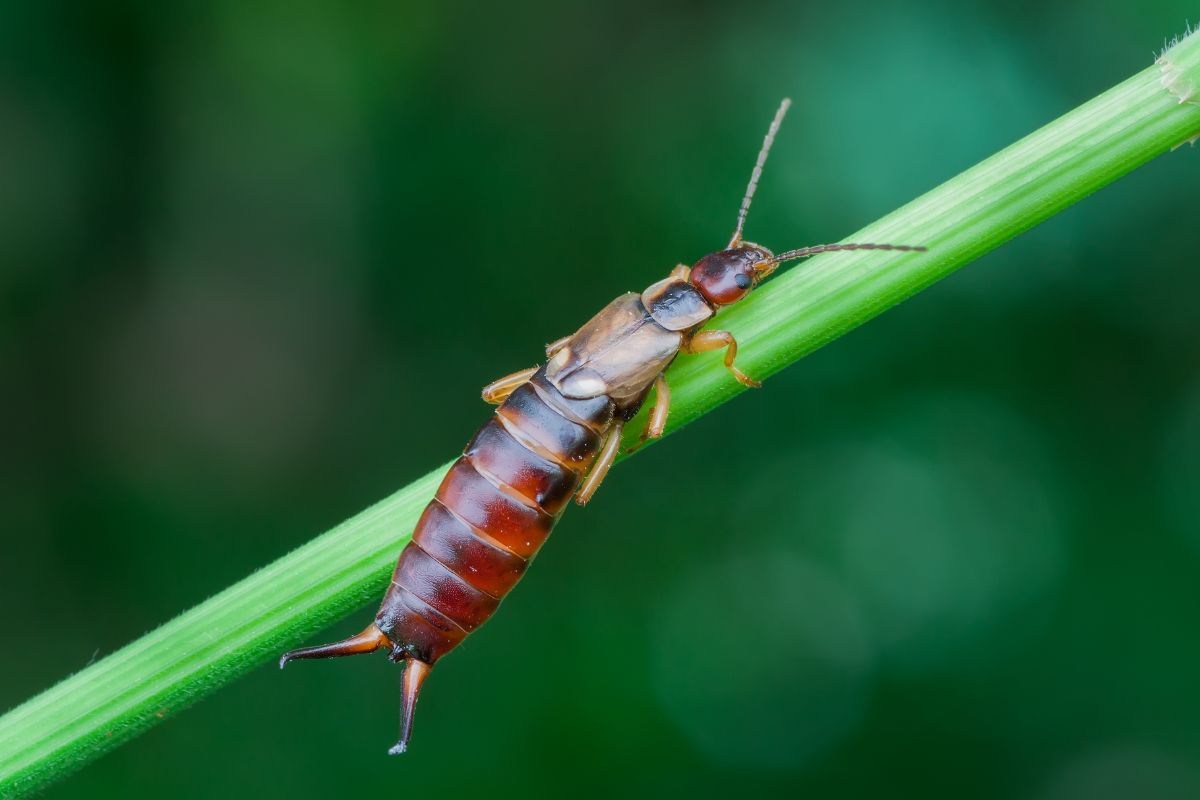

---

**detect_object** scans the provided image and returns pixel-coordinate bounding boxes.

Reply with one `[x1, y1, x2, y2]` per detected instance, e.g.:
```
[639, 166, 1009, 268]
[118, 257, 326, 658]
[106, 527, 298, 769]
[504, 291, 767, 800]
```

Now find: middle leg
[627, 373, 671, 453]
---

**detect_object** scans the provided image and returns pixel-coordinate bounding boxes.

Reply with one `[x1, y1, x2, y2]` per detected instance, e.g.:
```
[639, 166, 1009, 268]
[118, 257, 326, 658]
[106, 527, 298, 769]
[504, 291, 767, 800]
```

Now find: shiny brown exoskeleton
[279, 98, 925, 754]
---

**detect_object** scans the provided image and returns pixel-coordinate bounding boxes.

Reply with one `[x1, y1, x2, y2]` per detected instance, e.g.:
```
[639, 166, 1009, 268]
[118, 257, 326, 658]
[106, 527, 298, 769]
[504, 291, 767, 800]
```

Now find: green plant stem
[3, 31, 1200, 798]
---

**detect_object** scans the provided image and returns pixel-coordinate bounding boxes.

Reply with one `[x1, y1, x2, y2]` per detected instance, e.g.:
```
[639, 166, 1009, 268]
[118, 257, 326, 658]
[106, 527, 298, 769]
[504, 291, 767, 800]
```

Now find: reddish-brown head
[693, 99, 927, 306]
[689, 244, 774, 306]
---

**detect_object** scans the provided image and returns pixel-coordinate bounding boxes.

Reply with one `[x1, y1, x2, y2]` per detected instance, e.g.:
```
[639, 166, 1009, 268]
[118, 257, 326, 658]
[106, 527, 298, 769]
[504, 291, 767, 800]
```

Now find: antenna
[764, 242, 927, 272]
[729, 98, 791, 249]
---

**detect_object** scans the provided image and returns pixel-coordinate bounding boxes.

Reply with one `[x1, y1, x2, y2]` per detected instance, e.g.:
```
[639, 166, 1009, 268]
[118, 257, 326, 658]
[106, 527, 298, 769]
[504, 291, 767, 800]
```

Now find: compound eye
[734, 273, 752, 290]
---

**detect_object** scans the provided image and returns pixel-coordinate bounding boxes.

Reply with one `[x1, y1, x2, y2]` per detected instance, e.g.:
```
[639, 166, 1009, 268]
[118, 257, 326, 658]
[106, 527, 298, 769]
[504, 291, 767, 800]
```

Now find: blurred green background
[3, 1, 1200, 798]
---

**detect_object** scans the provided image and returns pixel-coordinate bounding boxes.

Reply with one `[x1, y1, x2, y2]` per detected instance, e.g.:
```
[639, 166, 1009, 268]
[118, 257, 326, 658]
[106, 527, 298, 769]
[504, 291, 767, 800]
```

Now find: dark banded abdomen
[375, 367, 614, 664]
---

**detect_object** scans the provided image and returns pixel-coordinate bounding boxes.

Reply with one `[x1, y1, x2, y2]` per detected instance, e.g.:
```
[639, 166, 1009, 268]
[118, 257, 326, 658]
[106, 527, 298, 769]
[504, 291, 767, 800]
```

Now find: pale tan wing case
[546, 293, 681, 404]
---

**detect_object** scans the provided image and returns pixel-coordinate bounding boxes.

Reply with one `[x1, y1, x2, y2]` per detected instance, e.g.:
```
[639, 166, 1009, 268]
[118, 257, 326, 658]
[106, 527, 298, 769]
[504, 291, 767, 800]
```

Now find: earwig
[279, 98, 926, 755]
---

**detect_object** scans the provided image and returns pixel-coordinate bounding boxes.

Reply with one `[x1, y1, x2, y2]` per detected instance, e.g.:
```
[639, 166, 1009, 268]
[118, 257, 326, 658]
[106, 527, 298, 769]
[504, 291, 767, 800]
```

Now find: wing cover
[545, 293, 681, 403]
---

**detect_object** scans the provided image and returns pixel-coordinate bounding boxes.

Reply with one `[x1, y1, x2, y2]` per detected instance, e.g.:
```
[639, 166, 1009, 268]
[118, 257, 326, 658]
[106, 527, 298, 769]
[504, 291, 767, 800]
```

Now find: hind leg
[575, 420, 624, 506]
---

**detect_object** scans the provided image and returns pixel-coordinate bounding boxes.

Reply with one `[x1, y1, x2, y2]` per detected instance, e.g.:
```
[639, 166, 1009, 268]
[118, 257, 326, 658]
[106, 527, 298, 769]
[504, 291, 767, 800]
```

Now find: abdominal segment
[376, 367, 614, 664]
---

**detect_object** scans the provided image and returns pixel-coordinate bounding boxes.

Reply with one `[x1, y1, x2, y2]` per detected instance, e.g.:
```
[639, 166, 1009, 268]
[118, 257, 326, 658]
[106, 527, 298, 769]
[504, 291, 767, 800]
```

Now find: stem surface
[3, 30, 1199, 799]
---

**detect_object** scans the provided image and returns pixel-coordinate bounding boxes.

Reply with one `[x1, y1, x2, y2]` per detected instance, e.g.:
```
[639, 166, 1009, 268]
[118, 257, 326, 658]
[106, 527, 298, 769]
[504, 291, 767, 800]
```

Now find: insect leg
[545, 336, 570, 357]
[481, 366, 538, 405]
[279, 623, 389, 668]
[643, 373, 671, 438]
[388, 658, 432, 756]
[684, 330, 761, 388]
[575, 420, 624, 506]
[626, 373, 671, 454]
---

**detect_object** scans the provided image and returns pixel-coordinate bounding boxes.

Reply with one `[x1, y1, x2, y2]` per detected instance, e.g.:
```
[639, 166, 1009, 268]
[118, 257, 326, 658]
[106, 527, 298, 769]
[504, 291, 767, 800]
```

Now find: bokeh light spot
[1036, 746, 1200, 800]
[743, 392, 1066, 673]
[651, 553, 873, 770]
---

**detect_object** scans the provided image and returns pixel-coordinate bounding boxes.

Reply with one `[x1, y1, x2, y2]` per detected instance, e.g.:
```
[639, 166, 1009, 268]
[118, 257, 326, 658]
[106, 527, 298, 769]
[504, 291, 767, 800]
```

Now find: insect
[279, 98, 925, 754]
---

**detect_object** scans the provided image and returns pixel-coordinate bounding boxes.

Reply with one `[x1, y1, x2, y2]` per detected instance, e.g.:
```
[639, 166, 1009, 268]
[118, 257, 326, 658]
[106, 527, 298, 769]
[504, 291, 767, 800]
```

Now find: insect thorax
[640, 277, 714, 332]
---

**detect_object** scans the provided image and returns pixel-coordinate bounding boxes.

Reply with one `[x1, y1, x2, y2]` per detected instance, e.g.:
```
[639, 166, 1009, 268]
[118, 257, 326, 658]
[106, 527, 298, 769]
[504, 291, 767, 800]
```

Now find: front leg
[683, 330, 761, 388]
[481, 366, 538, 405]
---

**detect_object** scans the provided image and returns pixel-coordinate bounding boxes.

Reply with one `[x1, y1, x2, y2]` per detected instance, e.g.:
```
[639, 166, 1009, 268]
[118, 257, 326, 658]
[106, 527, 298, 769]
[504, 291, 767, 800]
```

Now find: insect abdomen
[375, 368, 614, 663]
